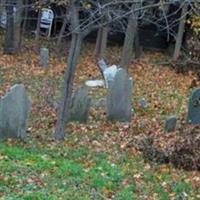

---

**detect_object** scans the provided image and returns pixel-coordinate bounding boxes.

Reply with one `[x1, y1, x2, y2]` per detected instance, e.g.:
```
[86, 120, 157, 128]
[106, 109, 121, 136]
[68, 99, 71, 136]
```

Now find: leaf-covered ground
[0, 35, 200, 199]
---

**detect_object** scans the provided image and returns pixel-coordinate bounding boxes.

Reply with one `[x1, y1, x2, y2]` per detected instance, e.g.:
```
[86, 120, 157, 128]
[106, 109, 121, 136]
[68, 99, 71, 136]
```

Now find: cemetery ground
[0, 38, 200, 199]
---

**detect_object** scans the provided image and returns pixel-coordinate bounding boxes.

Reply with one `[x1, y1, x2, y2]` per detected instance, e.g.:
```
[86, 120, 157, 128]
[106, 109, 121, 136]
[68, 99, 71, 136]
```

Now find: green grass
[0, 143, 199, 200]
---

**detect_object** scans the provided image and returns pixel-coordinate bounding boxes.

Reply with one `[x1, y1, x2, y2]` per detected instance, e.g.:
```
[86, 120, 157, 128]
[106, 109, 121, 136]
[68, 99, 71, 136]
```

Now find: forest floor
[0, 37, 200, 199]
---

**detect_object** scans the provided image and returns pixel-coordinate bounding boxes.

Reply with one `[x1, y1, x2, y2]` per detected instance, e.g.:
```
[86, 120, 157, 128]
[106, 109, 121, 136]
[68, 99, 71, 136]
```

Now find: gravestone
[40, 47, 49, 67]
[97, 59, 119, 88]
[68, 86, 91, 123]
[103, 65, 118, 88]
[0, 84, 31, 139]
[85, 80, 104, 87]
[164, 116, 177, 133]
[98, 59, 108, 73]
[187, 87, 200, 124]
[107, 69, 133, 122]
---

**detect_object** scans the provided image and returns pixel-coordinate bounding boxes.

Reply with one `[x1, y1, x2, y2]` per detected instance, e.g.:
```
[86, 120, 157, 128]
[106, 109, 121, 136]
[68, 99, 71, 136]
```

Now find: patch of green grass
[0, 142, 199, 199]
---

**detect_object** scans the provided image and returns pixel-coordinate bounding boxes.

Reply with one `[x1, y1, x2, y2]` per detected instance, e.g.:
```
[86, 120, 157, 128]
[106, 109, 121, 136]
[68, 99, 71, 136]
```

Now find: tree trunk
[134, 30, 141, 59]
[13, 0, 23, 52]
[94, 26, 108, 59]
[173, 2, 188, 60]
[35, 8, 42, 47]
[0, 0, 5, 17]
[54, 2, 82, 140]
[21, 0, 28, 45]
[56, 13, 68, 56]
[54, 34, 82, 140]
[120, 9, 138, 69]
[4, 0, 15, 54]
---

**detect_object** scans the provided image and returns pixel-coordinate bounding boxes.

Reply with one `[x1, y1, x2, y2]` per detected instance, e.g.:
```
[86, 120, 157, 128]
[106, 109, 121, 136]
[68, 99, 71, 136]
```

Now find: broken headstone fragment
[164, 116, 177, 133]
[103, 65, 118, 88]
[85, 80, 104, 87]
[97, 59, 108, 73]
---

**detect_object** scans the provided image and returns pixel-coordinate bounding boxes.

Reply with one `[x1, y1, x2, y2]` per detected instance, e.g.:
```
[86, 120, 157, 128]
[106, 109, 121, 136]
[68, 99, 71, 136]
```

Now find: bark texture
[54, 2, 82, 140]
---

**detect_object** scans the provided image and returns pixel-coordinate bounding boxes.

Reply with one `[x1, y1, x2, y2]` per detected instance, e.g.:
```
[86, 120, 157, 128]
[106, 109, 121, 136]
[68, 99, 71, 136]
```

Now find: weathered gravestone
[67, 86, 91, 123]
[98, 59, 108, 74]
[107, 69, 133, 122]
[0, 84, 31, 139]
[187, 87, 200, 124]
[97, 59, 118, 88]
[103, 65, 118, 88]
[40, 47, 49, 67]
[164, 116, 177, 133]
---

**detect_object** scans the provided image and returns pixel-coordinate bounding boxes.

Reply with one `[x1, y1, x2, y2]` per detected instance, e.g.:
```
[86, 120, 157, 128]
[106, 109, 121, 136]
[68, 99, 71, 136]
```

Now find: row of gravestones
[0, 70, 200, 139]
[164, 87, 200, 133]
[63, 68, 200, 131]
[0, 69, 132, 139]
[69, 68, 133, 123]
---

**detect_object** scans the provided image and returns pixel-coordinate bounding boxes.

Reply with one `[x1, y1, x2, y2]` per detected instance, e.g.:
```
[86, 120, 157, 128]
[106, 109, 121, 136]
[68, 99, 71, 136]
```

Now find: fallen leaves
[0, 39, 200, 198]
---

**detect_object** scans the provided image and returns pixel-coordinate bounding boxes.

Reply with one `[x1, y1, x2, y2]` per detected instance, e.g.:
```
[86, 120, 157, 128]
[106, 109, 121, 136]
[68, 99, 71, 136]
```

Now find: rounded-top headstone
[0, 84, 31, 139]
[107, 68, 133, 122]
[164, 115, 177, 133]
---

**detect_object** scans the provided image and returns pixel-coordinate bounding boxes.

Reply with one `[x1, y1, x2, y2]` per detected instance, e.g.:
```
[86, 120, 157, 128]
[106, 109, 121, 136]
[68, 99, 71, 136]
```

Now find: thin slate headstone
[0, 84, 31, 139]
[40, 47, 49, 67]
[107, 68, 133, 122]
[68, 86, 91, 123]
[187, 87, 200, 124]
[164, 116, 177, 133]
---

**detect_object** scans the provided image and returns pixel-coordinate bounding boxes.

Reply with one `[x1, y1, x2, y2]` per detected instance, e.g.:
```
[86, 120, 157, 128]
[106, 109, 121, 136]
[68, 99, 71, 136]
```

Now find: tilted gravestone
[103, 65, 118, 88]
[97, 59, 118, 89]
[67, 86, 91, 123]
[40, 47, 49, 67]
[0, 84, 31, 139]
[164, 116, 177, 133]
[107, 68, 133, 122]
[97, 59, 108, 74]
[187, 87, 200, 124]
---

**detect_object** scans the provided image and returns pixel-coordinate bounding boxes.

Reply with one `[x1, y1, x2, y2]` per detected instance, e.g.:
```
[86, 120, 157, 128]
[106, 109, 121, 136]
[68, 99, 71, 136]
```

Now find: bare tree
[173, 0, 189, 60]
[94, 25, 108, 60]
[53, 0, 194, 140]
[121, 2, 140, 69]
[35, 4, 42, 48]
[54, 1, 82, 140]
[56, 10, 69, 56]
[1, 0, 194, 139]
[3, 0, 23, 54]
